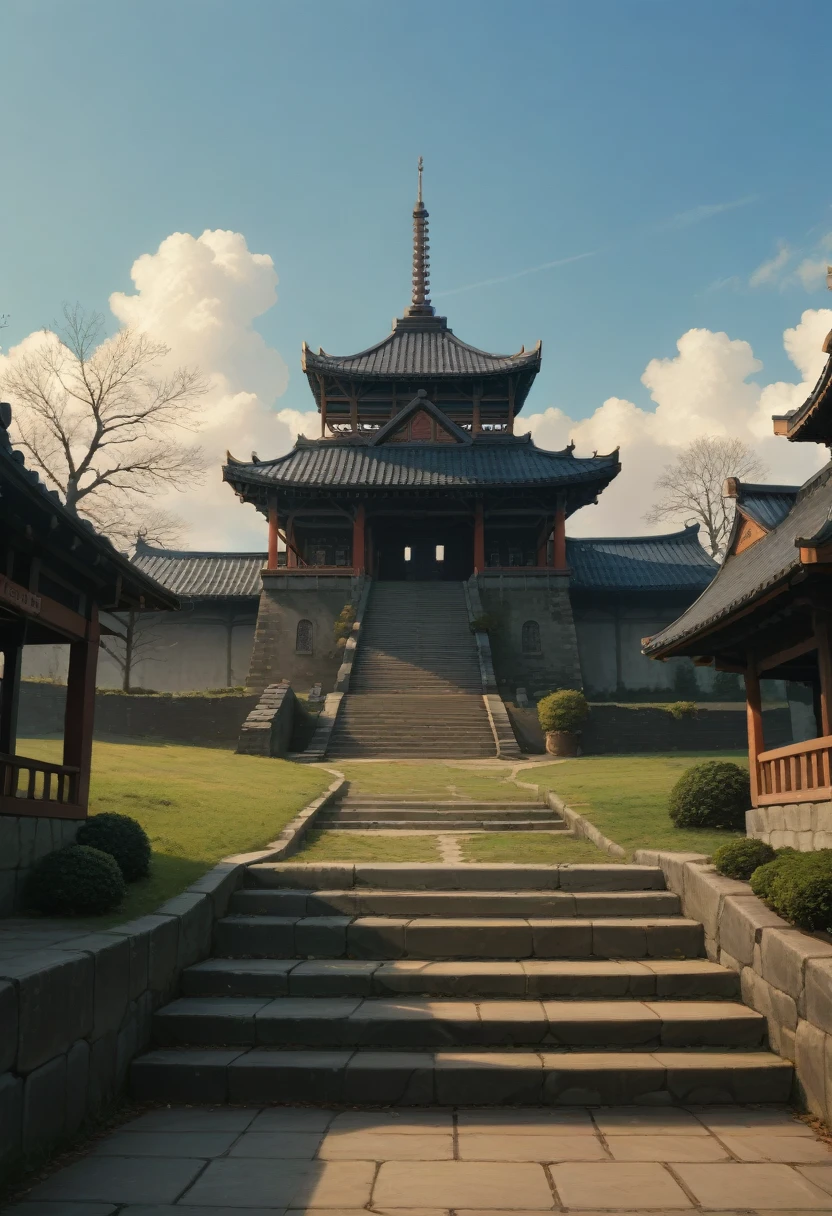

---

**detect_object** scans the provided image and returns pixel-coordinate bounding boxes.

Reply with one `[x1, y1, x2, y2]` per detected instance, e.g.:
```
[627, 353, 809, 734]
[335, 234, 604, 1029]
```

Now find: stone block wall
[746, 801, 832, 851]
[0, 861, 246, 1182]
[0, 816, 80, 916]
[477, 576, 582, 696]
[236, 683, 296, 757]
[635, 849, 832, 1125]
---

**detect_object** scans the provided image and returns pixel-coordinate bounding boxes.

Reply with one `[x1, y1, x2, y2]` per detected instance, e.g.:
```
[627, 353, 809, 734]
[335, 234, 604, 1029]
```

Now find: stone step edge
[244, 863, 666, 891]
[130, 1048, 793, 1106]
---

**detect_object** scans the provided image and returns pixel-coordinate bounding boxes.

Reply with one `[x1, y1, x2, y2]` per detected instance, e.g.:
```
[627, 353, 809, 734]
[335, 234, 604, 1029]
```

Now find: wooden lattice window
[295, 619, 313, 655]
[522, 620, 542, 655]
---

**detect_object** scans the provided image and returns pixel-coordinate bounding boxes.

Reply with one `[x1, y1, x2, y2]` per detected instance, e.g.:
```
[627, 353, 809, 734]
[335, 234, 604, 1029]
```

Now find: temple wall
[477, 576, 583, 696]
[246, 573, 365, 694]
[572, 605, 716, 698]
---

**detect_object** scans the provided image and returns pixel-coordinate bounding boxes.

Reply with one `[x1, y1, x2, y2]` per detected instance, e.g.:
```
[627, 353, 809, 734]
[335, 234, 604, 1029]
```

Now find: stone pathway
[6, 1104, 832, 1213]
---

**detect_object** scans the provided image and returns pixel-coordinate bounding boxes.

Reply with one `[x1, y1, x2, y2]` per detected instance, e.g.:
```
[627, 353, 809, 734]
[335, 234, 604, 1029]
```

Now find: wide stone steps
[130, 861, 793, 1107]
[327, 579, 497, 756]
[315, 818, 568, 831]
[152, 996, 766, 1050]
[131, 1048, 793, 1107]
[180, 956, 743, 1000]
[226, 888, 681, 917]
[212, 914, 704, 959]
[319, 801, 567, 830]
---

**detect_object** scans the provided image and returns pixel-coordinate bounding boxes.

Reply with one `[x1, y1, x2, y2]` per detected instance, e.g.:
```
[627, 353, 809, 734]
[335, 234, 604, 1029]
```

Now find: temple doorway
[373, 519, 473, 581]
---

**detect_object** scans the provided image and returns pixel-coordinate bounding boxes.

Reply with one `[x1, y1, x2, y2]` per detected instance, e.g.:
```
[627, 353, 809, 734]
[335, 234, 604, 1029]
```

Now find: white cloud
[749, 243, 791, 287]
[107, 229, 301, 547]
[525, 308, 832, 538]
[662, 197, 757, 231]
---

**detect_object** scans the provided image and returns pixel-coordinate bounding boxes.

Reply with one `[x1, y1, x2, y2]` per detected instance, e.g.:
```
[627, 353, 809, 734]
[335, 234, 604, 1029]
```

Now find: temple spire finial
[404, 157, 435, 318]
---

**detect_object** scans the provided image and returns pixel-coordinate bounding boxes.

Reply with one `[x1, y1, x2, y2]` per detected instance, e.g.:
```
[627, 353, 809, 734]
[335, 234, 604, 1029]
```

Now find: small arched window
[522, 620, 542, 655]
[295, 619, 313, 655]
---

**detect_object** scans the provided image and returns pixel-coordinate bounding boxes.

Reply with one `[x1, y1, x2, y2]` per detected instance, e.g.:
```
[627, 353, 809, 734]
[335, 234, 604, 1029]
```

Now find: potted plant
[537, 689, 589, 757]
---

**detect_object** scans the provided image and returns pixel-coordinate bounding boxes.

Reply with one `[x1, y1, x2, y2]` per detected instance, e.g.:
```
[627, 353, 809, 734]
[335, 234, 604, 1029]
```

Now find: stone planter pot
[545, 729, 579, 757]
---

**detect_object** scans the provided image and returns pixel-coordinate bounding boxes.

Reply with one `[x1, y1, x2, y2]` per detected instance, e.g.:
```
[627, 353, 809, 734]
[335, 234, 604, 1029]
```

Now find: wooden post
[745, 653, 765, 806]
[63, 609, 100, 812]
[553, 503, 567, 572]
[319, 378, 328, 438]
[0, 632, 23, 758]
[474, 501, 485, 573]
[286, 517, 298, 568]
[536, 519, 550, 568]
[507, 380, 515, 434]
[353, 504, 366, 572]
[472, 383, 481, 436]
[350, 395, 359, 432]
[814, 607, 832, 735]
[267, 498, 279, 569]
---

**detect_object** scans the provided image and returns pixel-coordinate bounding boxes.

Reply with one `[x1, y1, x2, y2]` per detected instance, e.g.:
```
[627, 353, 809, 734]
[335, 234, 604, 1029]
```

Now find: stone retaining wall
[0, 816, 80, 916]
[746, 800, 832, 851]
[634, 848, 832, 1125]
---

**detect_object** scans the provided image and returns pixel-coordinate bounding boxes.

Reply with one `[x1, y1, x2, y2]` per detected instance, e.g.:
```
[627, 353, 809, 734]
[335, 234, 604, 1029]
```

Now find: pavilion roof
[224, 433, 620, 495]
[132, 541, 264, 599]
[302, 315, 542, 381]
[567, 525, 717, 592]
[733, 482, 799, 531]
[643, 462, 832, 657]
[772, 340, 832, 444]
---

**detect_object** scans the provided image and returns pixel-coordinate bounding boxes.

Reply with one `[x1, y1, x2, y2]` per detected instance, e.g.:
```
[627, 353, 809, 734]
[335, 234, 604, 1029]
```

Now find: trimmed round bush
[667, 761, 750, 830]
[76, 812, 151, 881]
[712, 838, 776, 880]
[752, 848, 832, 931]
[24, 845, 126, 916]
[537, 689, 589, 734]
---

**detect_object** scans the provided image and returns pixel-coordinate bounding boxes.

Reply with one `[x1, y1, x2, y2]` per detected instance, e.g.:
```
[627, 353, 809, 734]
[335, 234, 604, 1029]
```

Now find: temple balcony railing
[0, 751, 82, 818]
[755, 735, 832, 806]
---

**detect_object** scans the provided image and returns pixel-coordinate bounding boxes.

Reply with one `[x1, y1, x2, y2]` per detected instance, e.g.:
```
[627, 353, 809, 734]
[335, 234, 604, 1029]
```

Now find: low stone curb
[0, 775, 344, 1182]
[464, 578, 522, 761]
[545, 790, 627, 859]
[301, 691, 343, 761]
[333, 577, 373, 694]
[634, 847, 832, 1125]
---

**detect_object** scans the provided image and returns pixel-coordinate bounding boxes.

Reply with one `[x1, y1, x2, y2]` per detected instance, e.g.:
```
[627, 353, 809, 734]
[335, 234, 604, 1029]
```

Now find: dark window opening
[522, 620, 542, 655]
[295, 619, 313, 655]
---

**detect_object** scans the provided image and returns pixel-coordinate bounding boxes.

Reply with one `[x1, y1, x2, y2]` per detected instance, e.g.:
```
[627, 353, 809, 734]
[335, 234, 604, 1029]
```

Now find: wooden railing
[756, 735, 832, 805]
[0, 752, 81, 815]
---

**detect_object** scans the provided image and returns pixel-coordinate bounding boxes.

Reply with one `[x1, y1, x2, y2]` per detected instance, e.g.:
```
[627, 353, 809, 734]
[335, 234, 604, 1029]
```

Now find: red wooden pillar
[63, 608, 100, 812]
[474, 501, 485, 572]
[267, 498, 279, 570]
[745, 653, 765, 806]
[813, 607, 832, 735]
[353, 504, 366, 572]
[553, 504, 567, 572]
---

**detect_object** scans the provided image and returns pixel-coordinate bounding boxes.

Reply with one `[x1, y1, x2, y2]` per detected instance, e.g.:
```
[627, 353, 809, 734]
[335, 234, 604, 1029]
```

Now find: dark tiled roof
[773, 347, 832, 444]
[567, 526, 717, 591]
[644, 463, 832, 655]
[0, 406, 177, 611]
[737, 483, 799, 530]
[224, 435, 620, 491]
[302, 316, 541, 380]
[132, 543, 265, 598]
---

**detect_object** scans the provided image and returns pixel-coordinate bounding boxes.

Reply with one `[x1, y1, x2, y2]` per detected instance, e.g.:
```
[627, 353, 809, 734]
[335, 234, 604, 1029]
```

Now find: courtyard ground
[17, 737, 330, 924]
[5, 1103, 832, 1213]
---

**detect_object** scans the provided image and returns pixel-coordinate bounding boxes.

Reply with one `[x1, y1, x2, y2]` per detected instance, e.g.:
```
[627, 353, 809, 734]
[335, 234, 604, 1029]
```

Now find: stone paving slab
[5, 1103, 832, 1214]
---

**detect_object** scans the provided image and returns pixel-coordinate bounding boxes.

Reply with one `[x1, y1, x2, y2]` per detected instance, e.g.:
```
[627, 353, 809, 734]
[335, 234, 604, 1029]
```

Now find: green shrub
[24, 845, 125, 916]
[668, 760, 750, 830]
[752, 849, 832, 931]
[537, 689, 589, 734]
[712, 837, 776, 880]
[76, 812, 151, 881]
[667, 700, 697, 720]
[334, 603, 356, 642]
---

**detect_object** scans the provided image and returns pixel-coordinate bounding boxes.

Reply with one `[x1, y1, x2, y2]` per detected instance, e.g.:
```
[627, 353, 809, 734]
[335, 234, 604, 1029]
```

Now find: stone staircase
[326, 581, 496, 758]
[316, 797, 569, 832]
[131, 862, 792, 1106]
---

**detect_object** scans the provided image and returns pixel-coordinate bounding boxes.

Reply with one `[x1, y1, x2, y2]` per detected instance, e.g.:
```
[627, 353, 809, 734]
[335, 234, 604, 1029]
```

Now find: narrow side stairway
[131, 861, 792, 1107]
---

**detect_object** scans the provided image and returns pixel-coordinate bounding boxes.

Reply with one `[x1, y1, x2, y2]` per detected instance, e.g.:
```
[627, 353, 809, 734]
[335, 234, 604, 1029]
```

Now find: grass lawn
[292, 830, 440, 862]
[19, 738, 330, 924]
[460, 832, 612, 864]
[526, 753, 748, 857]
[332, 761, 537, 801]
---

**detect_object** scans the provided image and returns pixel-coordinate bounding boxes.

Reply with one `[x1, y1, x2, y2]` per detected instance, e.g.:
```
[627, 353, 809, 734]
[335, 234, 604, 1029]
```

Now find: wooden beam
[745, 652, 765, 806]
[757, 635, 817, 673]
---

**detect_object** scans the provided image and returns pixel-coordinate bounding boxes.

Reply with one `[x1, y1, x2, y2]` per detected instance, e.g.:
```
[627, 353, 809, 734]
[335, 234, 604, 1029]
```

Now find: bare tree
[1, 304, 209, 546]
[645, 435, 767, 557]
[100, 609, 166, 692]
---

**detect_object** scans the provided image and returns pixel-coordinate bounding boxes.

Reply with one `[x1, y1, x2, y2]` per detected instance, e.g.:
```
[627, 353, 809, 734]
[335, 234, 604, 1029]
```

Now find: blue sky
[2, 0, 831, 545]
